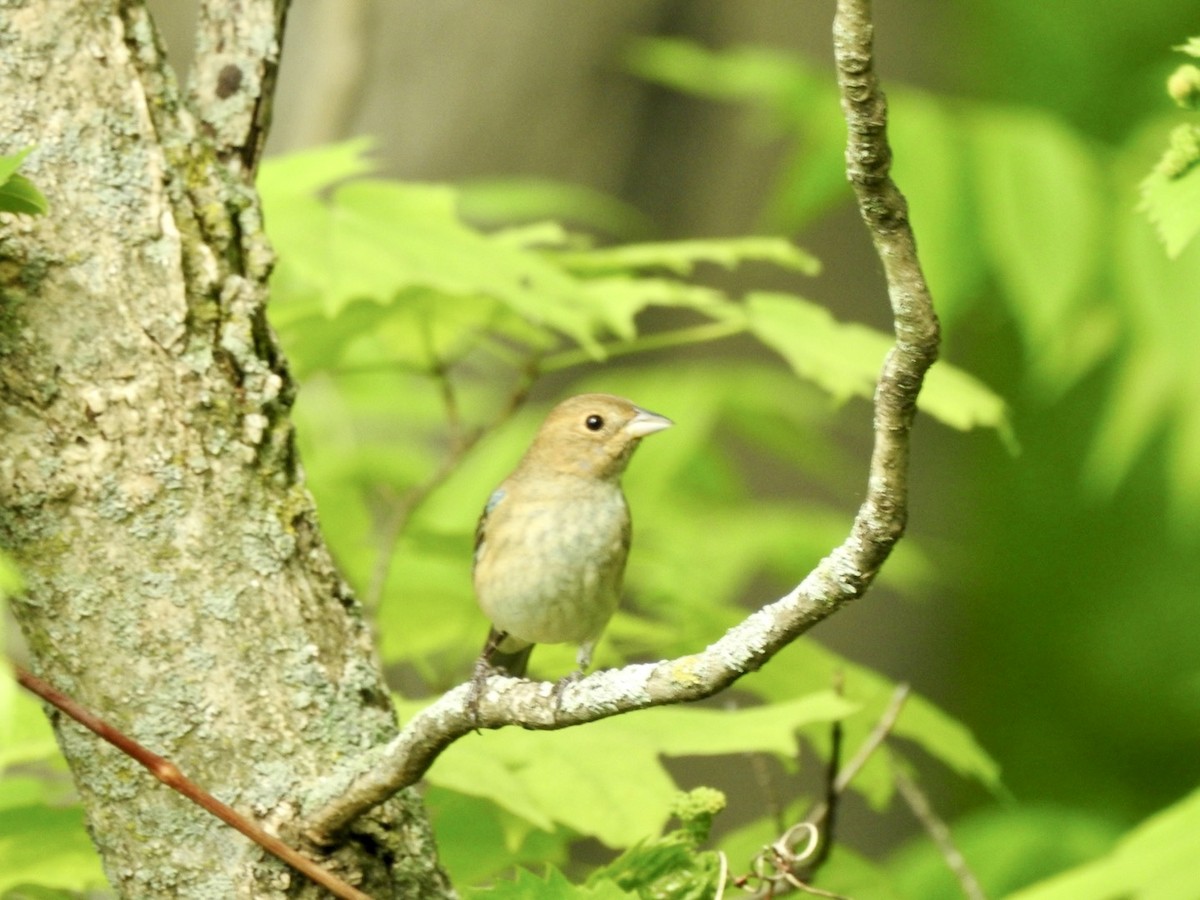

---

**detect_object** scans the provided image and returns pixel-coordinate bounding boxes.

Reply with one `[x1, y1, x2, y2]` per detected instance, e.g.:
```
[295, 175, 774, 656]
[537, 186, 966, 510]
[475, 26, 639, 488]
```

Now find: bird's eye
[585, 414, 604, 431]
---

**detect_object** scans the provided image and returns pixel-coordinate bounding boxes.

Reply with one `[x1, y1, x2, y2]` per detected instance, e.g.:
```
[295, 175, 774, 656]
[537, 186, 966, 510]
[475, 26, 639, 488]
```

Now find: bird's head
[519, 393, 673, 481]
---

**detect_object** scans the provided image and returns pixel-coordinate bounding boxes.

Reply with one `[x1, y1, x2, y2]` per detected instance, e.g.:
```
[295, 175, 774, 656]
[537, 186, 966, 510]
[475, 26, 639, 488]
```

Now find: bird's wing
[473, 486, 506, 569]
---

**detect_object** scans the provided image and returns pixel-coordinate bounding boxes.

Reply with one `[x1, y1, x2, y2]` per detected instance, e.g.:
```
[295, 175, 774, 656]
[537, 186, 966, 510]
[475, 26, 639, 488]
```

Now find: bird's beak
[625, 406, 673, 438]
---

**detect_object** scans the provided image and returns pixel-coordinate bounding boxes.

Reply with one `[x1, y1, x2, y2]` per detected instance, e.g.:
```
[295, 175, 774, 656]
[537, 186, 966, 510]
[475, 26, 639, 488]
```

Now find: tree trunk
[0, 2, 449, 896]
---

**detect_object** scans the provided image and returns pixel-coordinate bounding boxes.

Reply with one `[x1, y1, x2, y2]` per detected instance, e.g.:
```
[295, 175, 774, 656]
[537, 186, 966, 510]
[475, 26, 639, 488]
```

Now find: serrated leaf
[1007, 786, 1200, 900]
[746, 292, 1011, 437]
[268, 174, 607, 356]
[1141, 156, 1200, 258]
[575, 277, 732, 341]
[921, 361, 1017, 451]
[553, 237, 820, 278]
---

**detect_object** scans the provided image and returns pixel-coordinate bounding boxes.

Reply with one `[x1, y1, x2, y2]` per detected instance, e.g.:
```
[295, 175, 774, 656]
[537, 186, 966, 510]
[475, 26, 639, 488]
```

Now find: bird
[471, 393, 672, 683]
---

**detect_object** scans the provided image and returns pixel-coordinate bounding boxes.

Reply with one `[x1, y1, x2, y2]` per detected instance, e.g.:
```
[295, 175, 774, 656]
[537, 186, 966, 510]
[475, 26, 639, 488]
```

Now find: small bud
[1157, 124, 1200, 179]
[1167, 64, 1200, 110]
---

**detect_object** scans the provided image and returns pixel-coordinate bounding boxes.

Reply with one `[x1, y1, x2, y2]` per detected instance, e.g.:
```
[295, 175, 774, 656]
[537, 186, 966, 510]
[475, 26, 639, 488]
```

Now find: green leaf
[1086, 186, 1200, 523]
[921, 361, 1018, 452]
[1141, 143, 1200, 258]
[745, 292, 1011, 438]
[1007, 787, 1200, 900]
[0, 149, 47, 215]
[0, 173, 48, 215]
[967, 108, 1106, 381]
[552, 237, 820, 278]
[0, 804, 107, 894]
[426, 787, 570, 886]
[625, 38, 814, 110]
[257, 137, 377, 201]
[268, 174, 608, 356]
[573, 278, 731, 342]
[398, 693, 854, 848]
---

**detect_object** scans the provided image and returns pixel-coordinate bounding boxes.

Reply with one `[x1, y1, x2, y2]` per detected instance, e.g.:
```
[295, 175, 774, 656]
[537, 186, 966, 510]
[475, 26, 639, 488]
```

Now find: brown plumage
[472, 393, 672, 677]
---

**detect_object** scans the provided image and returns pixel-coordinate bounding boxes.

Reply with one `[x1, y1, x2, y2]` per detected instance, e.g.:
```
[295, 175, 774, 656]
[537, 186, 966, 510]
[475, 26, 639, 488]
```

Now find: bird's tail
[482, 627, 534, 677]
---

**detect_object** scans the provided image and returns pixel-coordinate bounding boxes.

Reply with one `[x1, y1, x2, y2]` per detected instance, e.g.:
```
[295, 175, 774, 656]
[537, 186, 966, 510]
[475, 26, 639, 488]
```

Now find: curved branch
[188, 0, 291, 175]
[304, 0, 940, 846]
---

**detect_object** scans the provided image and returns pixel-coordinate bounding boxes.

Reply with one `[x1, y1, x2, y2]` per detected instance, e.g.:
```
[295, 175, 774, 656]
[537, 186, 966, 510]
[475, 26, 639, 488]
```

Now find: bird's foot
[550, 670, 583, 721]
[467, 655, 494, 731]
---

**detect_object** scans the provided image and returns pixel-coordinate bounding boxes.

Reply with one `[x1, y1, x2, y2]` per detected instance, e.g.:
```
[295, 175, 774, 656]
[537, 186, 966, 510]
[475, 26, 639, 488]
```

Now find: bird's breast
[474, 479, 630, 645]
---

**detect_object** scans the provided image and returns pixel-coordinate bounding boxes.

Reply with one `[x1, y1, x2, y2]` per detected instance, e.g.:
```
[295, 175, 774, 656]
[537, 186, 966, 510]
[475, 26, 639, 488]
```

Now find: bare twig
[892, 755, 987, 900]
[831, 682, 910, 798]
[745, 683, 909, 898]
[13, 664, 371, 900]
[805, 677, 845, 879]
[304, 0, 940, 844]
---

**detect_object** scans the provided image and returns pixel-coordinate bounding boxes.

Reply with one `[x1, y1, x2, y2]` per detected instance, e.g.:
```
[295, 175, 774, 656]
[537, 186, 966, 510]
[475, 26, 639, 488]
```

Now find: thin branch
[188, 0, 292, 175]
[806, 679, 845, 878]
[891, 755, 987, 900]
[304, 0, 940, 845]
[13, 664, 371, 900]
[831, 682, 909, 799]
[747, 683, 909, 898]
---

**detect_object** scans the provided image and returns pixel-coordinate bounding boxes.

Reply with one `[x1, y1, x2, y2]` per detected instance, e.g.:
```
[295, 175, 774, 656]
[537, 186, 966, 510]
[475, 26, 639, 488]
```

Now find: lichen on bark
[0, 2, 450, 896]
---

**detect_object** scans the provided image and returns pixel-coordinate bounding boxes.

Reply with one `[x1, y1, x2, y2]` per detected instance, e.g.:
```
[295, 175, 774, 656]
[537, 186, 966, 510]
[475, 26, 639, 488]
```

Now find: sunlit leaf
[746, 292, 1011, 438]
[398, 694, 854, 848]
[1141, 144, 1200, 258]
[552, 237, 820, 278]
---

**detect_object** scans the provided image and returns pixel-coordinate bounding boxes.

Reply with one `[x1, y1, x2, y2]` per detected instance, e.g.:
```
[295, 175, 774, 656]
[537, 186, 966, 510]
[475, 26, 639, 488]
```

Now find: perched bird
[472, 393, 672, 680]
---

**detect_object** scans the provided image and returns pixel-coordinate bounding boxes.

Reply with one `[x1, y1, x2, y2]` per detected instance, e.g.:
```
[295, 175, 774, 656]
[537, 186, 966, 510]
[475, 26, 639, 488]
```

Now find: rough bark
[0, 2, 450, 897]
